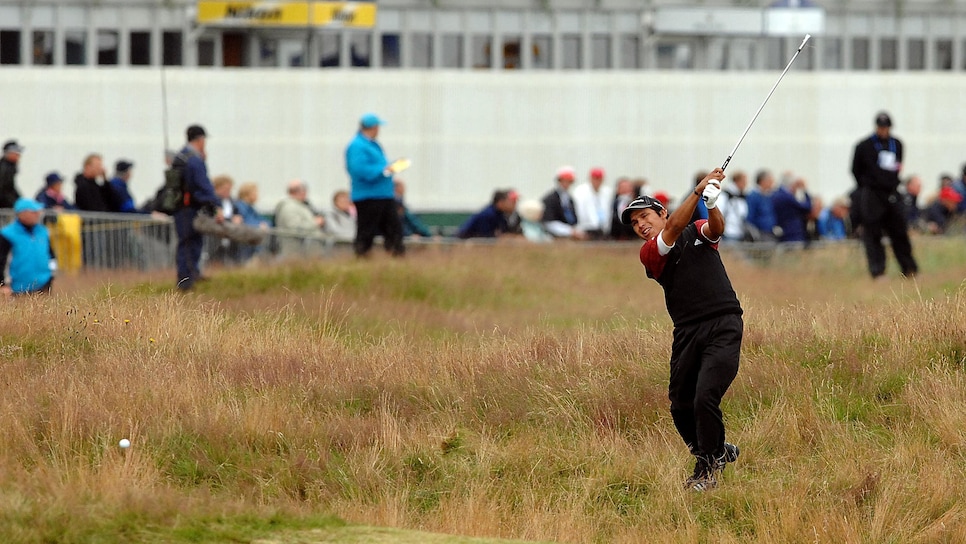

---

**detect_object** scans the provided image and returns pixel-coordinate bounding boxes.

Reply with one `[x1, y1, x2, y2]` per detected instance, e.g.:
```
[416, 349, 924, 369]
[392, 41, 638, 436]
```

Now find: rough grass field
[1, 237, 965, 543]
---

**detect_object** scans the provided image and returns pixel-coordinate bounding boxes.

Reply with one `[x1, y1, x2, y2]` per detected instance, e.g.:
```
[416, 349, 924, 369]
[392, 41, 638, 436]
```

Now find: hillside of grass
[1, 237, 965, 543]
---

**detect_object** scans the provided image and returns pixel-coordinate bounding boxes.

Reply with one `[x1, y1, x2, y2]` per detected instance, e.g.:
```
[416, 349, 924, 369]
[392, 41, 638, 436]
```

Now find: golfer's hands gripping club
[697, 168, 726, 208]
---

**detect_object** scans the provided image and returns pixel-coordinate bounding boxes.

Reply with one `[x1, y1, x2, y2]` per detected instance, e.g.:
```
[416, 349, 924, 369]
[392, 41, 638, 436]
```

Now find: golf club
[720, 34, 811, 172]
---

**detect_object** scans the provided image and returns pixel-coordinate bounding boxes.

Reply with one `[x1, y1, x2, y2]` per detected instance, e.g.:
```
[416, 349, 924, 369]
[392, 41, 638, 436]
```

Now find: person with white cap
[345, 112, 406, 257]
[0, 140, 24, 209]
[540, 165, 587, 240]
[0, 198, 56, 296]
[621, 167, 741, 491]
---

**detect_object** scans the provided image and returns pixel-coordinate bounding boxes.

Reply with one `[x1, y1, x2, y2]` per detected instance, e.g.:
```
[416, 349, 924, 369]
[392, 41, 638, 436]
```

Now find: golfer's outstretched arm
[660, 168, 726, 246]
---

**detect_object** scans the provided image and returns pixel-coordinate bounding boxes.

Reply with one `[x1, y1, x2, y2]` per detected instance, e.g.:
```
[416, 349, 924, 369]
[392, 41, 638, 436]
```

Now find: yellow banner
[196, 2, 377, 28]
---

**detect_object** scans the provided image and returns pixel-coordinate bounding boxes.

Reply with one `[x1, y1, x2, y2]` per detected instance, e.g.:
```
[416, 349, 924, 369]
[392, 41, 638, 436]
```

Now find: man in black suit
[540, 165, 587, 240]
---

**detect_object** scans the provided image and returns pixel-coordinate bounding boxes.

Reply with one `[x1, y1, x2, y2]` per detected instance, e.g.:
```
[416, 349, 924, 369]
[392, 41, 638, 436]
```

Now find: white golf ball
[119, 439, 131, 449]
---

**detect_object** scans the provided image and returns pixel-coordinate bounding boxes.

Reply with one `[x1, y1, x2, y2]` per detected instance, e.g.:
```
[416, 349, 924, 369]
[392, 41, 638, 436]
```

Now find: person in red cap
[540, 166, 587, 240]
[924, 185, 963, 234]
[572, 167, 613, 240]
[621, 167, 741, 491]
[850, 111, 918, 279]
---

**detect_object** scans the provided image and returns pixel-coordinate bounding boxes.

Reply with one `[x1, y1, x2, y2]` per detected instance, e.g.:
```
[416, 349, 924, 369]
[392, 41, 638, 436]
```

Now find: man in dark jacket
[850, 111, 918, 279]
[456, 189, 516, 239]
[74, 153, 112, 212]
[541, 166, 587, 240]
[0, 140, 24, 208]
[173, 124, 222, 291]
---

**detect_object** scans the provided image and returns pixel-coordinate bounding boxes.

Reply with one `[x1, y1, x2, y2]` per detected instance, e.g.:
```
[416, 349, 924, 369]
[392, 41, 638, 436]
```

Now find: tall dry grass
[0, 237, 965, 542]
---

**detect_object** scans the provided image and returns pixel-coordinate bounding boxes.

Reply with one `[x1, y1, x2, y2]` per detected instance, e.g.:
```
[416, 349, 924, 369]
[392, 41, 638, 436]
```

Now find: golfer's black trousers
[668, 313, 742, 459]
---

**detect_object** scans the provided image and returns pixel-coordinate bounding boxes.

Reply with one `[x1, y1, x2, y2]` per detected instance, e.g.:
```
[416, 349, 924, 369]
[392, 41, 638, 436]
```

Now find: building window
[532, 35, 552, 69]
[411, 33, 432, 68]
[879, 37, 898, 70]
[822, 37, 842, 70]
[320, 33, 341, 67]
[163, 31, 183, 66]
[851, 37, 869, 70]
[935, 39, 952, 70]
[197, 38, 215, 66]
[471, 35, 491, 69]
[441, 34, 463, 68]
[502, 36, 522, 69]
[130, 31, 150, 66]
[657, 42, 692, 70]
[620, 35, 640, 69]
[66, 30, 87, 65]
[562, 34, 581, 69]
[33, 31, 54, 65]
[0, 30, 21, 65]
[97, 30, 119, 65]
[907, 38, 925, 71]
[381, 34, 400, 68]
[349, 33, 371, 67]
[591, 35, 611, 70]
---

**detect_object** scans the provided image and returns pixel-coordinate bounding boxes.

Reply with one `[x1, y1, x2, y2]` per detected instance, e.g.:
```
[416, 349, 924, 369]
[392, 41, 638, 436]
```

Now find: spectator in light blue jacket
[0, 198, 55, 296]
[345, 112, 405, 257]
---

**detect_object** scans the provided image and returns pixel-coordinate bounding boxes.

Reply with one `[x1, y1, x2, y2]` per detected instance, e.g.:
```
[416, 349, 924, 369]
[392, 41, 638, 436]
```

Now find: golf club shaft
[721, 34, 811, 171]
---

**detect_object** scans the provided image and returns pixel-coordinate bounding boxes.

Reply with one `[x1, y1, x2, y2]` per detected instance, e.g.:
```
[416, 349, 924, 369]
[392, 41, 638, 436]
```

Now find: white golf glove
[702, 181, 722, 209]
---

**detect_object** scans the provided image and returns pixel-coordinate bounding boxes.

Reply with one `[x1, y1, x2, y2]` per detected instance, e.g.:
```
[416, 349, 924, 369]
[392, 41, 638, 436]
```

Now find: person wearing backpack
[173, 124, 222, 291]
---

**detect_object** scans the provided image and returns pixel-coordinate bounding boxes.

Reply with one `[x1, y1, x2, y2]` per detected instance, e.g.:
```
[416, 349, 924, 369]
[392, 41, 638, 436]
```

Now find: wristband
[693, 189, 701, 197]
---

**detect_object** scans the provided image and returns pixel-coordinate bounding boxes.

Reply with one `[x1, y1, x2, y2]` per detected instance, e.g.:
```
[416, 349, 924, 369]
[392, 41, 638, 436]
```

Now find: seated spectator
[0, 198, 55, 296]
[817, 196, 851, 241]
[925, 187, 963, 234]
[456, 189, 517, 239]
[541, 165, 587, 240]
[394, 180, 433, 238]
[274, 179, 325, 256]
[772, 176, 813, 243]
[610, 178, 637, 240]
[234, 182, 267, 229]
[572, 167, 613, 240]
[35, 172, 76, 210]
[518, 199, 552, 243]
[323, 189, 357, 243]
[900, 175, 924, 230]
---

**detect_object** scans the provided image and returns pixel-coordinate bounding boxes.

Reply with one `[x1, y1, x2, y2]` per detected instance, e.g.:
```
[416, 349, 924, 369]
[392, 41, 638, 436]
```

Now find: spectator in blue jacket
[0, 198, 55, 296]
[107, 159, 143, 213]
[745, 169, 778, 242]
[345, 113, 405, 257]
[174, 124, 222, 290]
[457, 189, 517, 239]
[394, 179, 433, 238]
[771, 175, 813, 243]
[817, 196, 851, 241]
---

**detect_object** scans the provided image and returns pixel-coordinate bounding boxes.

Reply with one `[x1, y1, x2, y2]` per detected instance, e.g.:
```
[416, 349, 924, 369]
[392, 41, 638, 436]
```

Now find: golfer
[622, 167, 741, 491]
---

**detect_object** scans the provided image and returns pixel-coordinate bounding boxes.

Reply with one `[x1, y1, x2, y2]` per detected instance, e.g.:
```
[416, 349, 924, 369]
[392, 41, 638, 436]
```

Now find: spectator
[850, 111, 918, 279]
[900, 175, 924, 230]
[956, 165, 966, 213]
[323, 189, 357, 243]
[456, 189, 517, 239]
[610, 177, 638, 240]
[74, 153, 112, 212]
[817, 196, 851, 241]
[345, 112, 405, 257]
[772, 176, 813, 243]
[504, 189, 523, 235]
[235, 182, 267, 229]
[209, 175, 238, 263]
[924, 187, 963, 235]
[274, 179, 325, 257]
[106, 159, 144, 213]
[0, 140, 23, 208]
[572, 167, 613, 239]
[35, 172, 76, 210]
[233, 182, 268, 262]
[745, 169, 778, 242]
[541, 165, 586, 240]
[173, 124, 222, 291]
[0, 198, 55, 296]
[717, 170, 751, 242]
[394, 180, 433, 238]
[518, 198, 552, 243]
